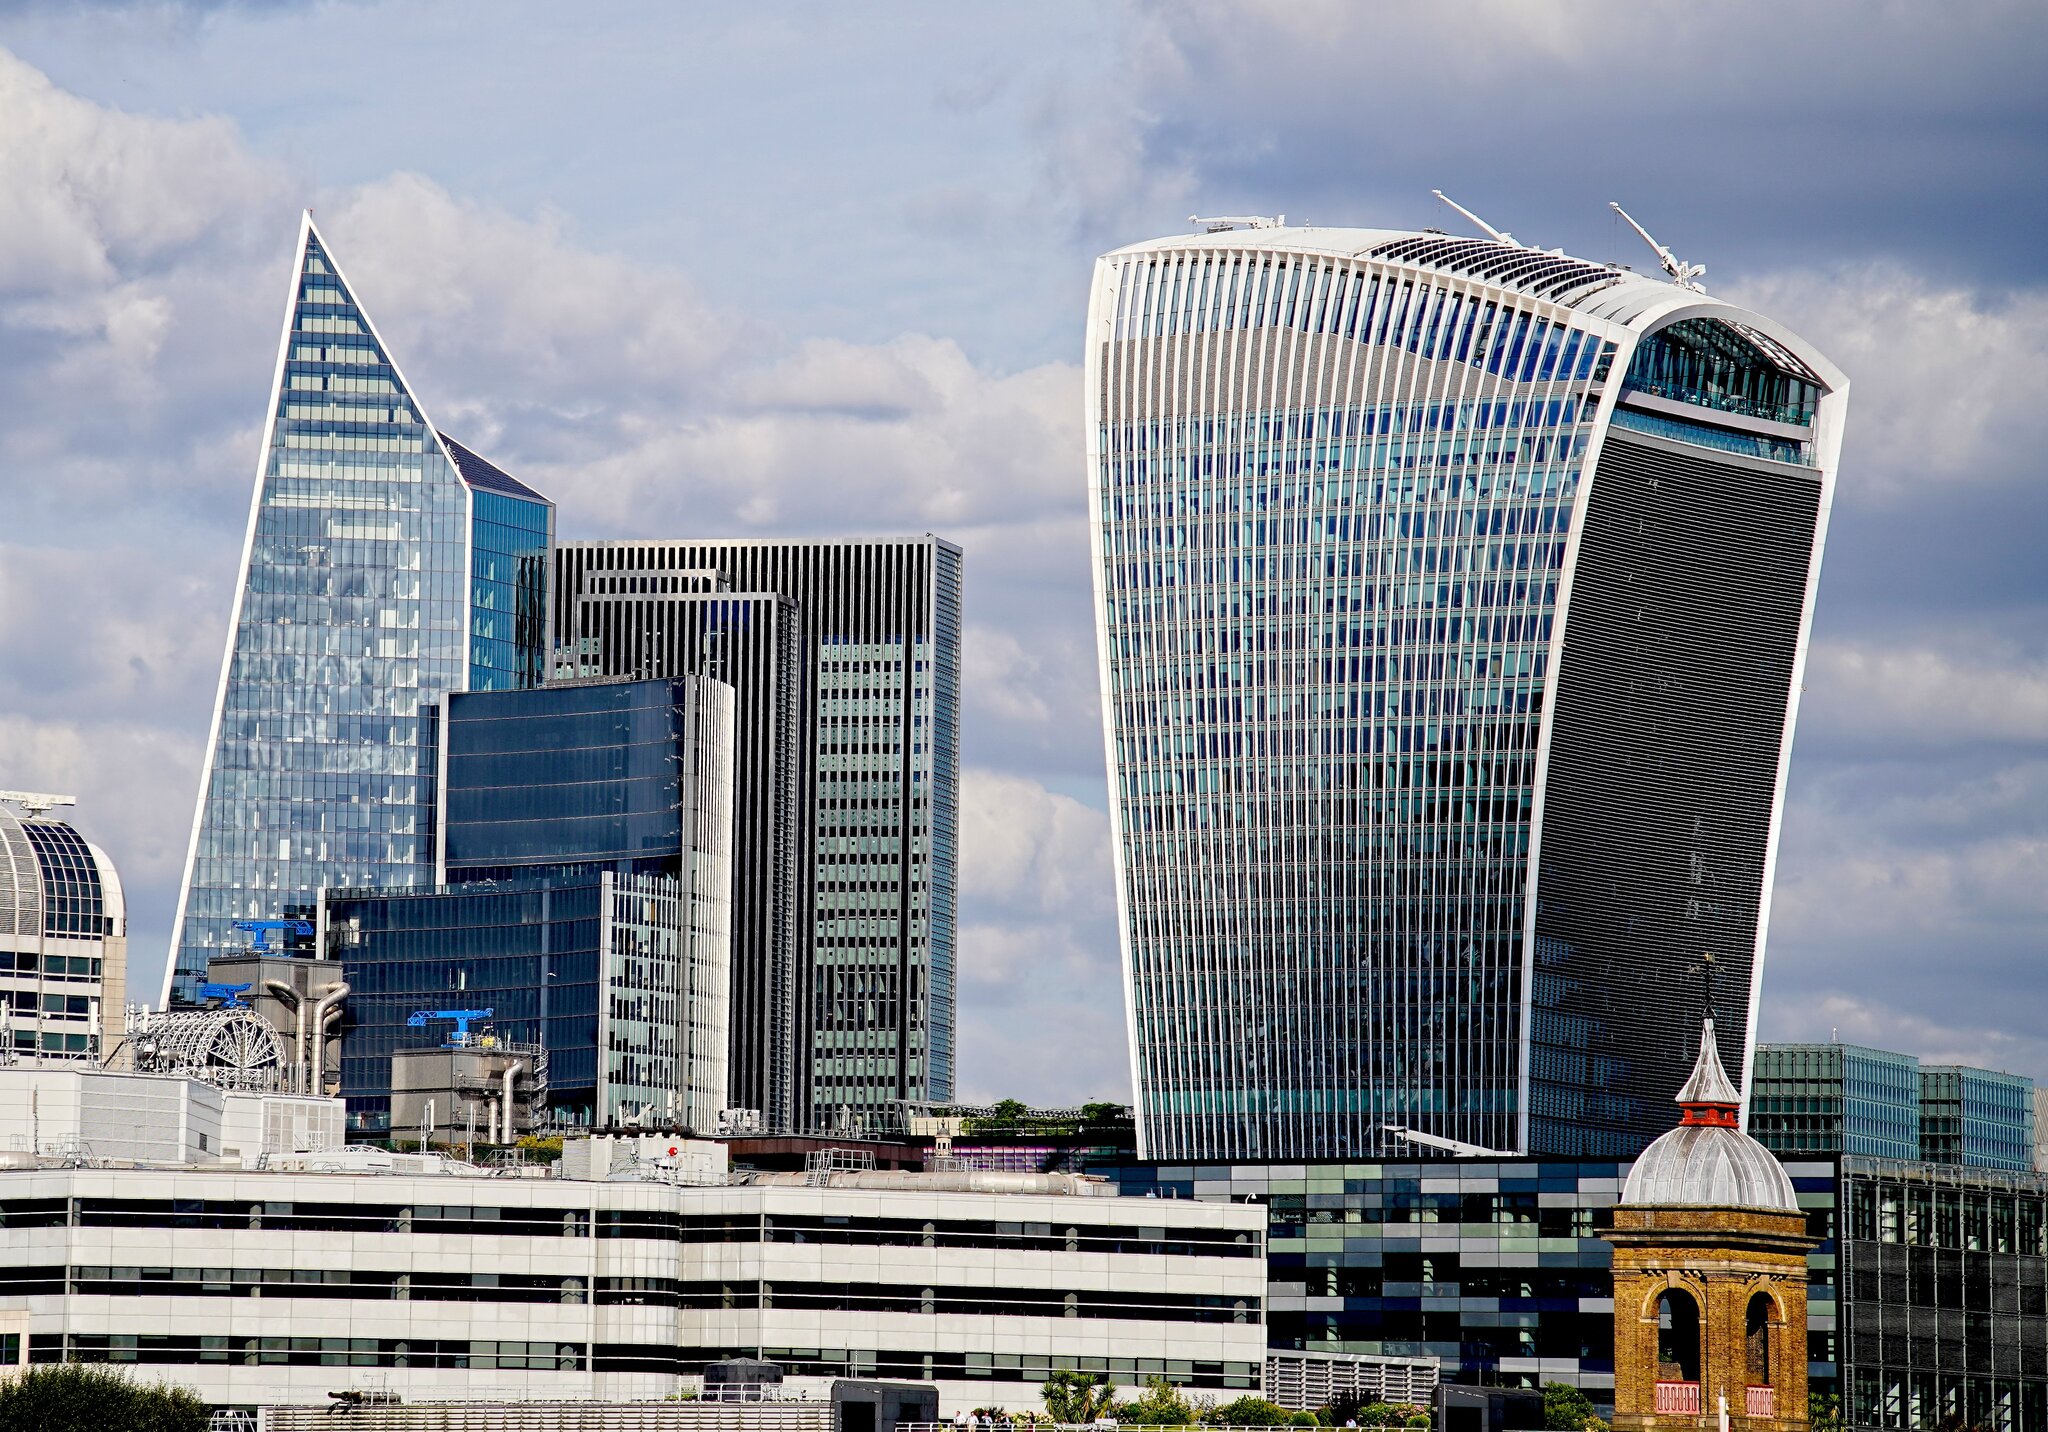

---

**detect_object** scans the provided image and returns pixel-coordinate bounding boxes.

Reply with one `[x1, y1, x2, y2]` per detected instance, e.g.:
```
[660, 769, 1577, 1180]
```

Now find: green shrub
[1206, 1395, 1293, 1426]
[1542, 1383, 1599, 1432]
[0, 1363, 209, 1432]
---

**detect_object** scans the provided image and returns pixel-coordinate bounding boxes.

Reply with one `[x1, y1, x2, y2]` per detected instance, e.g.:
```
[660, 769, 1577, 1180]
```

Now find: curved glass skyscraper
[1087, 223, 1848, 1161]
[164, 214, 553, 1005]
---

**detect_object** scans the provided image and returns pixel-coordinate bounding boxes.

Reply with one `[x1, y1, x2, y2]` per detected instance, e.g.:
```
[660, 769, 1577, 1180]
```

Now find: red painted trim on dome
[1680, 1102, 1739, 1127]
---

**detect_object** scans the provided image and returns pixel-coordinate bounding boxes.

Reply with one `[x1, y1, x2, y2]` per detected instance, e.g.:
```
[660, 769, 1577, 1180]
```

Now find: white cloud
[7, 30, 2048, 1104]
[1728, 267, 2048, 503]
[1800, 639, 2048, 750]
[0, 46, 278, 296]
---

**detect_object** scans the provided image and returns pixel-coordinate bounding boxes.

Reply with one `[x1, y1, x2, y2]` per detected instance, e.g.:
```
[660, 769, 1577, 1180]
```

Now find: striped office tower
[1086, 220, 1848, 1160]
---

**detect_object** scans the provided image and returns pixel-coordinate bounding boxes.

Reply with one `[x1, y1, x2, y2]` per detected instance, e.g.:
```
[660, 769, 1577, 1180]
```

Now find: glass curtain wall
[1091, 241, 1612, 1160]
[166, 219, 551, 1003]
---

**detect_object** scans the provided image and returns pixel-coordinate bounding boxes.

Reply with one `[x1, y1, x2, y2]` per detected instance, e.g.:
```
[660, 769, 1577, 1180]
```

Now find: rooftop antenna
[1609, 201, 1706, 292]
[0, 791, 76, 820]
[1431, 191, 1519, 247]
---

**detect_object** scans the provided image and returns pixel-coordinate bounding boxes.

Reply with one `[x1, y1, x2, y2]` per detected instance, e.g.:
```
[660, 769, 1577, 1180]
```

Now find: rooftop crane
[0, 791, 76, 819]
[232, 918, 314, 952]
[1431, 190, 1520, 247]
[408, 1008, 495, 1045]
[197, 982, 253, 1009]
[1609, 201, 1707, 292]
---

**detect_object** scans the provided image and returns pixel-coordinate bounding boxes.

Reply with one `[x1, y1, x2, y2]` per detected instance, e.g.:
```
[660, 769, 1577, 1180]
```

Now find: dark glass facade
[19, 823, 109, 938]
[166, 217, 552, 1004]
[1087, 229, 1845, 1162]
[332, 877, 602, 1131]
[1841, 1157, 2048, 1429]
[1097, 1154, 1840, 1402]
[556, 539, 962, 1131]
[330, 673, 736, 1134]
[443, 680, 699, 876]
[1526, 431, 1823, 1156]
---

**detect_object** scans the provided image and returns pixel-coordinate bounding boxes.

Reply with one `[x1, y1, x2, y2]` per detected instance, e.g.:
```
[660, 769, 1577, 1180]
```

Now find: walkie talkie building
[1087, 222, 1848, 1161]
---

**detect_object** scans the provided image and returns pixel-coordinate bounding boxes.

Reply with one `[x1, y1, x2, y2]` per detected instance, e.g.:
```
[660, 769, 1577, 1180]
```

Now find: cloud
[0, 46, 277, 295]
[1727, 267, 2048, 505]
[1115, 0, 2048, 288]
[7, 16, 2048, 1109]
[954, 770, 1128, 1102]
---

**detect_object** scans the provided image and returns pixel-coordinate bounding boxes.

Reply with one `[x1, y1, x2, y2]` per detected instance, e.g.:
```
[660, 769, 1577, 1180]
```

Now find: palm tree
[1043, 1370, 1119, 1425]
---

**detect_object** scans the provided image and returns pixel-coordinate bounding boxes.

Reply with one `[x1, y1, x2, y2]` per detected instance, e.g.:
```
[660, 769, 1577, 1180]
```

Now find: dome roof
[1621, 1017, 1799, 1214]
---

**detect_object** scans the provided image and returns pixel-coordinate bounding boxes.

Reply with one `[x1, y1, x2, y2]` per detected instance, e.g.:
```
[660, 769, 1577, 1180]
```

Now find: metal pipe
[306, 981, 348, 1095]
[500, 1061, 524, 1146]
[264, 981, 304, 1094]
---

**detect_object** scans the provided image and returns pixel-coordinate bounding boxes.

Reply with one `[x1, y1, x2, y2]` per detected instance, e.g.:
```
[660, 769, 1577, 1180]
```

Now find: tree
[0, 1364, 209, 1431]
[1043, 1370, 1119, 1424]
[1206, 1396, 1293, 1426]
[1542, 1383, 1600, 1432]
[1810, 1394, 1842, 1432]
[1118, 1377, 1198, 1426]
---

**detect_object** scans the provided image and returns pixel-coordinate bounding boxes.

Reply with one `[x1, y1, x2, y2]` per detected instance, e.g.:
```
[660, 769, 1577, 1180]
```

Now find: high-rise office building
[165, 213, 554, 1004]
[328, 676, 735, 1133]
[0, 794, 127, 1065]
[557, 539, 962, 1129]
[1920, 1065, 2035, 1172]
[1750, 1043, 1923, 1162]
[1086, 221, 1849, 1160]
[1750, 1042, 2036, 1173]
[554, 569, 808, 1131]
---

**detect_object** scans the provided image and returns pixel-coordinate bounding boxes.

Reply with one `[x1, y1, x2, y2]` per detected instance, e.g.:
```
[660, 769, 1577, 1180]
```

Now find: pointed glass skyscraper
[164, 214, 553, 1004]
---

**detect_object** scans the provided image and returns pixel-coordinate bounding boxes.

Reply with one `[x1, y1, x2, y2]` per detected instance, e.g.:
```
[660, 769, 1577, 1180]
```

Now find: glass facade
[556, 539, 962, 1131]
[442, 680, 702, 876]
[332, 674, 734, 1134]
[166, 217, 552, 1004]
[1099, 1153, 1839, 1400]
[1841, 1157, 2048, 1429]
[1922, 1067, 2037, 1173]
[554, 576, 810, 1132]
[1752, 1043, 1924, 1162]
[1087, 228, 1843, 1161]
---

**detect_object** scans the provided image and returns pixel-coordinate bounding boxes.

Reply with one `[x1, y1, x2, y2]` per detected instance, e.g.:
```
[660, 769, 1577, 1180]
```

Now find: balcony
[1746, 1386, 1775, 1419]
[1656, 1382, 1702, 1415]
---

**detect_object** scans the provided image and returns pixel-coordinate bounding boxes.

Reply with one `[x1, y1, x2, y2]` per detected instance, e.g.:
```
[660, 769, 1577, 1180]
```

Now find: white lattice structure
[1262, 1349, 1439, 1411]
[127, 1004, 288, 1091]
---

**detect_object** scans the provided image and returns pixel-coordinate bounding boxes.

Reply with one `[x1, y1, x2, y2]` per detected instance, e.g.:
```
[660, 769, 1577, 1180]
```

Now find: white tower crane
[1431, 190, 1520, 247]
[1609, 201, 1707, 292]
[0, 791, 76, 819]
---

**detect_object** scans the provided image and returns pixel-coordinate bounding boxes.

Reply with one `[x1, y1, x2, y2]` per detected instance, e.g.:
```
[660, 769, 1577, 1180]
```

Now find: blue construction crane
[232, 918, 315, 952]
[407, 1008, 495, 1044]
[197, 981, 253, 1009]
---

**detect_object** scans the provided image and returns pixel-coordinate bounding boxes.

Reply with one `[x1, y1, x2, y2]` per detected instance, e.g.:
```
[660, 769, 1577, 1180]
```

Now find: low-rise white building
[0, 1065, 343, 1164]
[0, 1156, 1266, 1412]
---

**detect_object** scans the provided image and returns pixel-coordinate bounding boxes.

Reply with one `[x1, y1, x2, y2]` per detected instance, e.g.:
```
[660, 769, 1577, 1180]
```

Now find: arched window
[1747, 1292, 1775, 1384]
[1656, 1288, 1701, 1383]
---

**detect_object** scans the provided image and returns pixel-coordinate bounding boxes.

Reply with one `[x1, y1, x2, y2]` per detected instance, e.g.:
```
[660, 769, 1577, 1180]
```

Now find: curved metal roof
[1622, 1018, 1798, 1213]
[1099, 224, 1848, 392]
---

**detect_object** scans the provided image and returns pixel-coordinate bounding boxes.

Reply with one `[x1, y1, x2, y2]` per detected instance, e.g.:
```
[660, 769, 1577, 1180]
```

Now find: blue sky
[3, 0, 2047, 1103]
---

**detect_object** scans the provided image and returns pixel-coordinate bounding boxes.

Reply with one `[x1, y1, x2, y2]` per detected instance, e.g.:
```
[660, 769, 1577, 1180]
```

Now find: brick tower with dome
[1603, 1015, 1815, 1432]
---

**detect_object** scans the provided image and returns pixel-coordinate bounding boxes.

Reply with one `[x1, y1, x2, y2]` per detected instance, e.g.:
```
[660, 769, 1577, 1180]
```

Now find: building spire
[1676, 1016, 1742, 1126]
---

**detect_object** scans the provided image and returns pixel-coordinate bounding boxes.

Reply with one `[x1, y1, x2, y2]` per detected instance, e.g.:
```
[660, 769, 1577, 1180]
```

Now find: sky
[3, 0, 2047, 1106]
